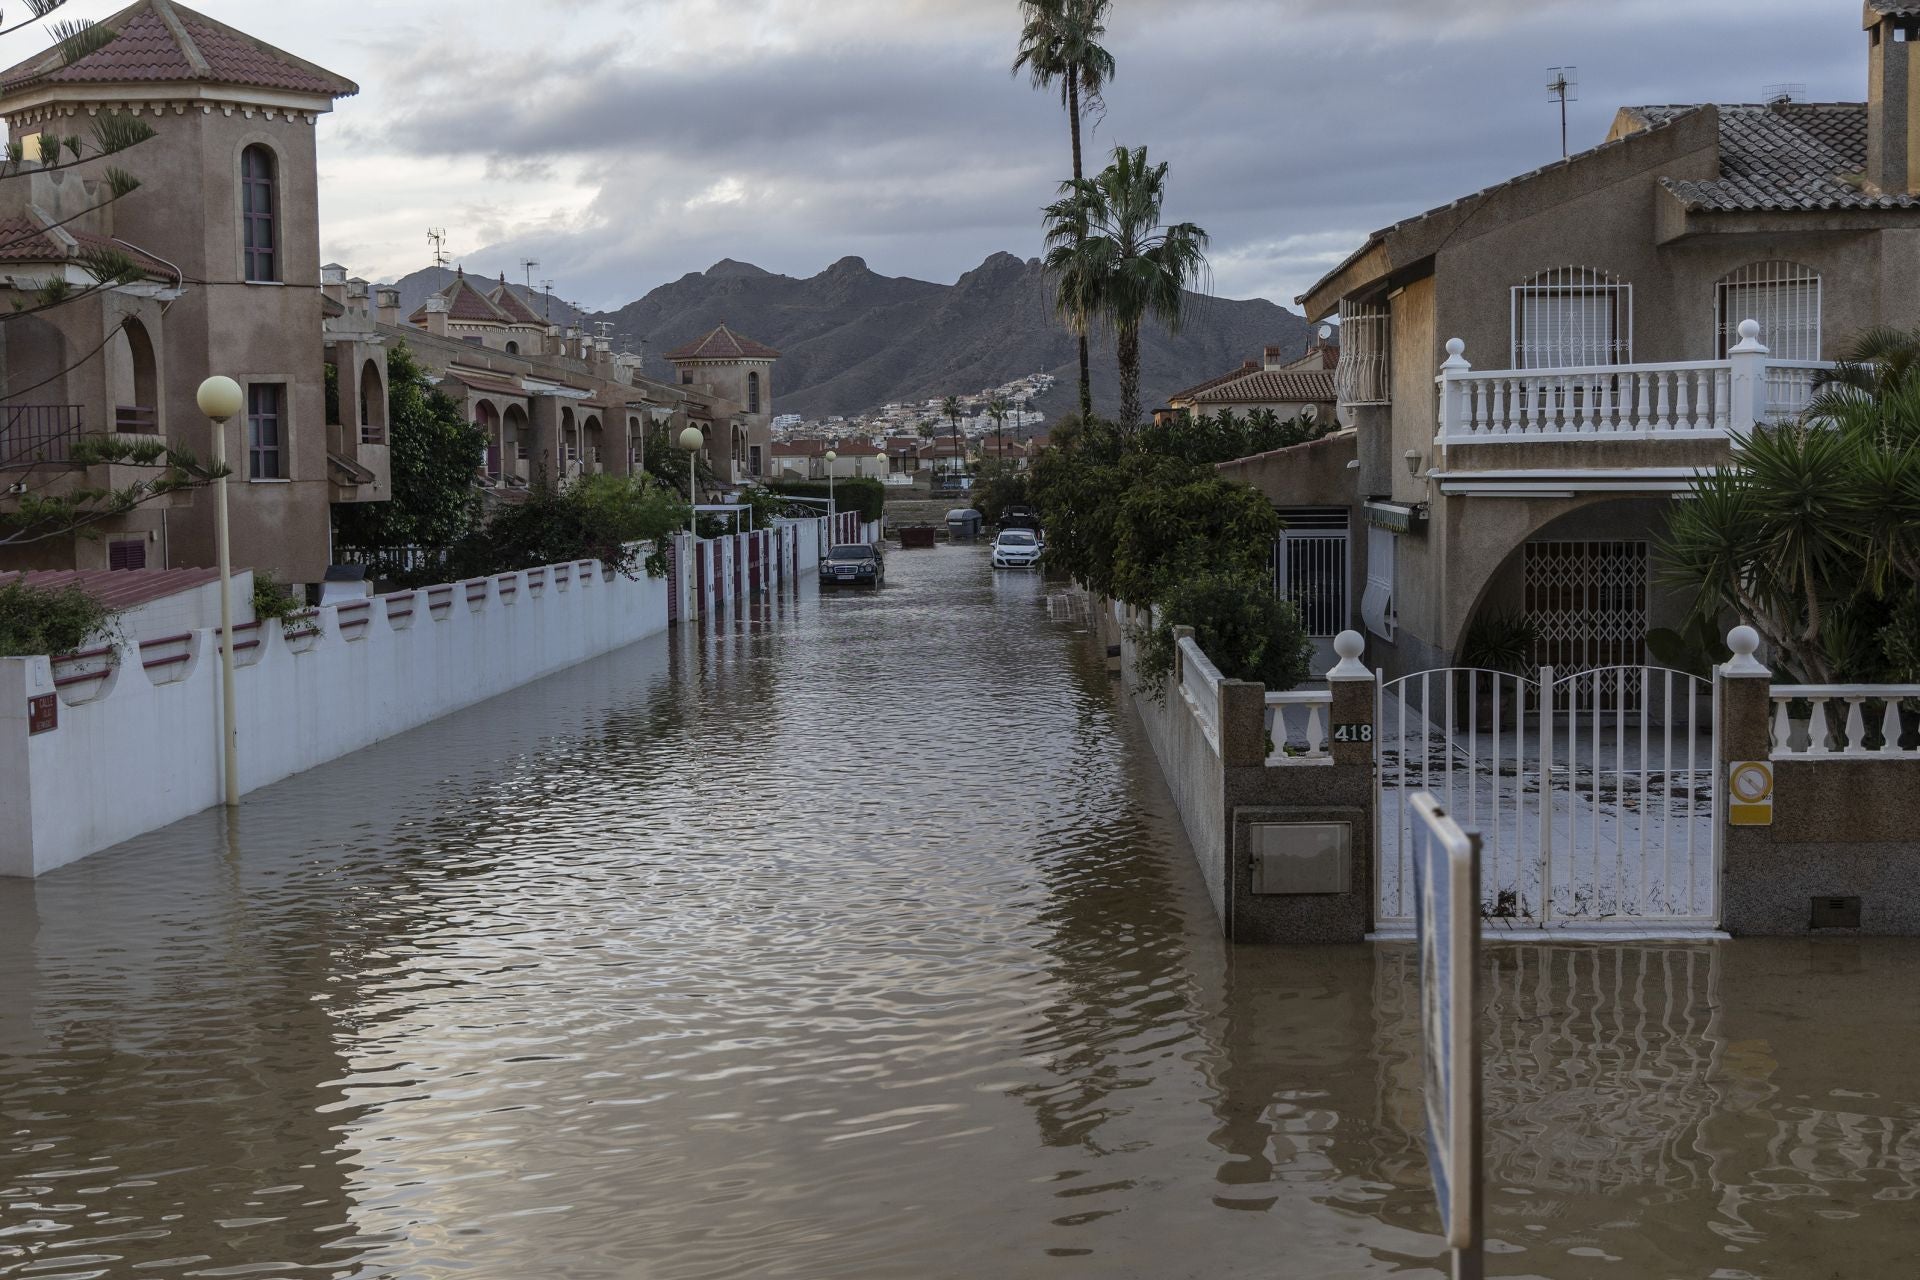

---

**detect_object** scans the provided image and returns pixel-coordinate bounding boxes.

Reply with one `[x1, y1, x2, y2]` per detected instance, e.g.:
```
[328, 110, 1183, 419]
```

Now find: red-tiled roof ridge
[408, 268, 513, 326]
[0, 0, 357, 100]
[665, 323, 781, 361]
[5, 566, 227, 614]
[488, 276, 546, 326]
[0, 214, 176, 280]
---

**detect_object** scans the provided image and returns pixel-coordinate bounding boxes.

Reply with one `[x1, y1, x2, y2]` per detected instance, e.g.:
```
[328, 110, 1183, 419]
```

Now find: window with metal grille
[1511, 266, 1632, 369]
[108, 539, 146, 571]
[241, 146, 277, 283]
[1274, 509, 1351, 639]
[248, 383, 285, 479]
[1716, 261, 1821, 360]
[1335, 300, 1390, 405]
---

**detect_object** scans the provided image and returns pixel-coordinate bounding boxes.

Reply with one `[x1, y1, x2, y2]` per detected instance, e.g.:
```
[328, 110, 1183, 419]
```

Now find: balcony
[327, 418, 391, 504]
[0, 405, 83, 467]
[1432, 321, 1836, 495]
[115, 404, 159, 435]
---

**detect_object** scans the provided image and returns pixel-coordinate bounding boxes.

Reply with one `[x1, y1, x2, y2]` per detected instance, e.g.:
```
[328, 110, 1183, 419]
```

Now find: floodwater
[3, 550, 1918, 1279]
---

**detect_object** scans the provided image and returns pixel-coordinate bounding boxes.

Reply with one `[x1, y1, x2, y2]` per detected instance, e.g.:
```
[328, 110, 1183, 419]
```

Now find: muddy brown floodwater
[3, 549, 1919, 1279]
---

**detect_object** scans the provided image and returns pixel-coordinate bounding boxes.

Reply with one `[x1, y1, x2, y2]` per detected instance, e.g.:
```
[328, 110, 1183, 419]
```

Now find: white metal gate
[1275, 510, 1349, 676]
[1377, 664, 1719, 931]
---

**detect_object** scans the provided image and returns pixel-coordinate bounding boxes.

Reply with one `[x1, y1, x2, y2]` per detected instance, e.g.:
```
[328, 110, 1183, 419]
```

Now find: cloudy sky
[8, 0, 1875, 311]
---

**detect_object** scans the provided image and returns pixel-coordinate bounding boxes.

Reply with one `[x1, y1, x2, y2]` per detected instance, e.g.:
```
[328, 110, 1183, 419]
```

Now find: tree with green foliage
[0, 574, 117, 657]
[987, 395, 1011, 462]
[1660, 327, 1920, 682]
[1013, 0, 1115, 423]
[447, 474, 687, 582]
[332, 344, 488, 569]
[971, 460, 1031, 526]
[1042, 145, 1210, 430]
[941, 395, 965, 476]
[1031, 415, 1308, 693]
[770, 477, 886, 523]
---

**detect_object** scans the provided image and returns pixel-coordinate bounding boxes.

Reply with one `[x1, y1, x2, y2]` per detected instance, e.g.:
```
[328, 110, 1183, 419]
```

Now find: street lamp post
[196, 375, 245, 807]
[824, 449, 837, 538]
[678, 425, 704, 535]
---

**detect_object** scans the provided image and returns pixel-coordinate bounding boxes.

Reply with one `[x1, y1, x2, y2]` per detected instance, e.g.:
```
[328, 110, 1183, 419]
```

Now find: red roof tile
[488, 278, 546, 326]
[0, 1, 356, 99]
[1192, 369, 1337, 405]
[6, 566, 224, 612]
[0, 215, 176, 279]
[408, 270, 512, 326]
[665, 324, 781, 361]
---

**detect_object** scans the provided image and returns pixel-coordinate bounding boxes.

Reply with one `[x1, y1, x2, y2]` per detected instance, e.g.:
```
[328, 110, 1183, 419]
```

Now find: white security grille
[1273, 509, 1350, 638]
[1511, 266, 1633, 369]
[1363, 526, 1397, 641]
[1335, 300, 1391, 405]
[1525, 541, 1649, 695]
[1716, 260, 1821, 360]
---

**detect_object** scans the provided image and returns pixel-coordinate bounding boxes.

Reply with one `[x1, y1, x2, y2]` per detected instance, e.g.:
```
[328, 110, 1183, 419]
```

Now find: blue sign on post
[1409, 791, 1483, 1280]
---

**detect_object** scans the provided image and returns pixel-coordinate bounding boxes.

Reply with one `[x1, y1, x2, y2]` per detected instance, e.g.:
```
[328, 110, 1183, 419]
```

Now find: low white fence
[1265, 690, 1332, 764]
[1177, 635, 1223, 750]
[1769, 685, 1920, 758]
[0, 556, 672, 879]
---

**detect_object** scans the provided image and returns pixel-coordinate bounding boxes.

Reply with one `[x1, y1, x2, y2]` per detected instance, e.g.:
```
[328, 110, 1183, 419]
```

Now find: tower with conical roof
[665, 324, 780, 482]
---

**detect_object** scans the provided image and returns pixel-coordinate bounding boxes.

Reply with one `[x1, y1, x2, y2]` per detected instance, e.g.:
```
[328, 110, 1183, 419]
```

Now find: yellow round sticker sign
[1729, 761, 1774, 825]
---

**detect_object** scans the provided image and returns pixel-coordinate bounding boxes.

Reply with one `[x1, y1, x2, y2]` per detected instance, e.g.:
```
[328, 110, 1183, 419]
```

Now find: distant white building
[772, 413, 804, 433]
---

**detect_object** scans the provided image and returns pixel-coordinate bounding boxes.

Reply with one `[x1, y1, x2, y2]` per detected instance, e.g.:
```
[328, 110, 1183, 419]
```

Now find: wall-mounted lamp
[1403, 449, 1424, 478]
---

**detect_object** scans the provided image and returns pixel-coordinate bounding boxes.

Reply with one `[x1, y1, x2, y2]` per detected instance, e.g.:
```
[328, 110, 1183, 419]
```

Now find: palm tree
[1014, 0, 1115, 424]
[1043, 145, 1210, 430]
[942, 395, 964, 483]
[988, 395, 1011, 464]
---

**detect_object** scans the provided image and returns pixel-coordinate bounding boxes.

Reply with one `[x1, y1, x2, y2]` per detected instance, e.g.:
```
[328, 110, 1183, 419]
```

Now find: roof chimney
[423, 294, 449, 338]
[375, 286, 400, 327]
[1866, 3, 1920, 194]
[1263, 345, 1286, 371]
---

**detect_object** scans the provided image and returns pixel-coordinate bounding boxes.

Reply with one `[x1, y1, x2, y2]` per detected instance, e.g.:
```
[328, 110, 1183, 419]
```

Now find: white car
[992, 528, 1044, 569]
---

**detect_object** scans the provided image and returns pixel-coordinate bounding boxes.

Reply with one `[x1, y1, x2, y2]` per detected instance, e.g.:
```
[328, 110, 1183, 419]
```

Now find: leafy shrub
[1133, 571, 1313, 698]
[972, 462, 1031, 526]
[1458, 610, 1537, 675]
[769, 477, 886, 523]
[0, 578, 118, 657]
[447, 475, 688, 580]
[249, 570, 306, 624]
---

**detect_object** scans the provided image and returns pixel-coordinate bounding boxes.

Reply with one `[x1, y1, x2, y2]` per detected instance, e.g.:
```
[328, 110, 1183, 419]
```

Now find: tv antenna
[428, 227, 449, 274]
[520, 257, 540, 293]
[594, 321, 615, 344]
[619, 332, 634, 355]
[1547, 66, 1579, 159]
[1763, 82, 1805, 105]
[540, 278, 555, 322]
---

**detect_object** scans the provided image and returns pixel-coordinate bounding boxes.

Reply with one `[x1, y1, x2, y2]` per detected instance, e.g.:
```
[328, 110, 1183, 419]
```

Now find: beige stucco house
[1162, 340, 1338, 426]
[0, 0, 368, 584]
[1250, 0, 1920, 679]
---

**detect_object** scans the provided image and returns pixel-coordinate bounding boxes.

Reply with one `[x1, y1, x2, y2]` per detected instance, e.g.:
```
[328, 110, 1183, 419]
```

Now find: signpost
[1409, 791, 1484, 1280]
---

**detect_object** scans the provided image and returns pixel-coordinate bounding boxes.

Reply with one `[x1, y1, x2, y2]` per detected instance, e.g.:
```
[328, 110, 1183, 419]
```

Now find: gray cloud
[325, 0, 1872, 309]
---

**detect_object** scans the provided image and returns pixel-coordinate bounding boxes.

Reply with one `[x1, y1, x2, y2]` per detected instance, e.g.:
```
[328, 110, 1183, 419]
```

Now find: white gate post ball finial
[1724, 625, 1769, 676]
[1329, 630, 1372, 681]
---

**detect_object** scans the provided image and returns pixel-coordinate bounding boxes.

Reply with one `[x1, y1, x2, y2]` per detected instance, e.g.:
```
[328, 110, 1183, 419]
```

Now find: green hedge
[770, 477, 886, 523]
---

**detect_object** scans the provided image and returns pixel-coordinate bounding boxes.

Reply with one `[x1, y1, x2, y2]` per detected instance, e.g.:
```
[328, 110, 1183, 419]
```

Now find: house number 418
[1333, 724, 1374, 744]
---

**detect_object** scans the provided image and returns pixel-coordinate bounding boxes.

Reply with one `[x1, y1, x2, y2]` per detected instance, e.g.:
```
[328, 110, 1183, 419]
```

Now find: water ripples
[3, 551, 1920, 1278]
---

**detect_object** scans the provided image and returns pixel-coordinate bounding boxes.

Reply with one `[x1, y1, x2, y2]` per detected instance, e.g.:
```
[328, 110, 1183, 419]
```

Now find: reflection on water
[2, 551, 1918, 1278]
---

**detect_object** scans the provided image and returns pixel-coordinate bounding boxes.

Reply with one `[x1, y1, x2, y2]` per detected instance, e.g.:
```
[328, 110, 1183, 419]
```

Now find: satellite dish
[1318, 324, 1334, 341]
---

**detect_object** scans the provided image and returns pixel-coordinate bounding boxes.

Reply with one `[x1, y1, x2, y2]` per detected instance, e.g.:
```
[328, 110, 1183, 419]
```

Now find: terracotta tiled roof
[0, 1, 357, 99]
[442, 370, 528, 399]
[1192, 369, 1337, 405]
[665, 324, 781, 361]
[1168, 363, 1261, 405]
[1868, 2, 1920, 19]
[1627, 102, 1920, 213]
[6, 566, 224, 613]
[408, 270, 512, 326]
[488, 278, 546, 326]
[0, 215, 176, 279]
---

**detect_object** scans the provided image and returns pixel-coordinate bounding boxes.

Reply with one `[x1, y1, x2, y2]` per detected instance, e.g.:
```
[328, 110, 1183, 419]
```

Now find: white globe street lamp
[823, 449, 838, 534]
[196, 375, 245, 807]
[678, 425, 704, 534]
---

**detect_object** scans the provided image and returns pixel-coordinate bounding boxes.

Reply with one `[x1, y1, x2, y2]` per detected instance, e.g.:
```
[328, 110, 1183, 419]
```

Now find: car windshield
[829, 545, 874, 560]
[998, 531, 1037, 546]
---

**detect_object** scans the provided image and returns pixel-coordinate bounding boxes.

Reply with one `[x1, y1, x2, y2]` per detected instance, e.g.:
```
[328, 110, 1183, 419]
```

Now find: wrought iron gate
[1274, 509, 1350, 676]
[1377, 664, 1719, 930]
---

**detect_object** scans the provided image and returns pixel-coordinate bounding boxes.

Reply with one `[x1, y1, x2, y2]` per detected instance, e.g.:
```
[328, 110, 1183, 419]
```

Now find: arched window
[241, 145, 278, 282]
[747, 370, 761, 413]
[1716, 261, 1821, 360]
[506, 341, 520, 355]
[1511, 266, 1631, 369]
[109, 319, 159, 432]
[359, 359, 385, 444]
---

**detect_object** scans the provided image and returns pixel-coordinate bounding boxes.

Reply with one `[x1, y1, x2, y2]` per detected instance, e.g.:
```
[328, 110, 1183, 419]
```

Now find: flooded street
[3, 548, 1919, 1279]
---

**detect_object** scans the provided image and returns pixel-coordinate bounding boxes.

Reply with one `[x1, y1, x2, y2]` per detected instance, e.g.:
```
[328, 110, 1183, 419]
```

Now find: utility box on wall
[1249, 822, 1352, 895]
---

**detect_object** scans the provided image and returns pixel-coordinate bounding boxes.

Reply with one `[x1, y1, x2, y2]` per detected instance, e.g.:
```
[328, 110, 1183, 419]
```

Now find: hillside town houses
[0, 0, 777, 591]
[1236, 0, 1920, 680]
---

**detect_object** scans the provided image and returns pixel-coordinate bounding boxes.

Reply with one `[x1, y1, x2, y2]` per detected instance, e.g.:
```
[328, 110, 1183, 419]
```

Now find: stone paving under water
[2, 549, 1918, 1278]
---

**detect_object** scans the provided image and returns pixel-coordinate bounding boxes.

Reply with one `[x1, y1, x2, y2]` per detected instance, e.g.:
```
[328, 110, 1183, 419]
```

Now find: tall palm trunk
[1117, 323, 1141, 430]
[1068, 74, 1093, 424]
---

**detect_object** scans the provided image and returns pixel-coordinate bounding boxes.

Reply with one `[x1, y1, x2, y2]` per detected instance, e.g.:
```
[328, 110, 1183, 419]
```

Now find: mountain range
[387, 254, 1315, 424]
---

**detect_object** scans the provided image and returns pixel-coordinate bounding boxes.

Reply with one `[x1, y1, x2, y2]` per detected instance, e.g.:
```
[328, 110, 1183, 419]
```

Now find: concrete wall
[1719, 666, 1920, 936]
[1109, 604, 1376, 943]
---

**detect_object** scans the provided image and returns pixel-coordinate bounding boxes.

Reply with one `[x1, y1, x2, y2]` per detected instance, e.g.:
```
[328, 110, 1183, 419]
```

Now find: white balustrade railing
[1436, 322, 1836, 446]
[1769, 686, 1920, 758]
[1178, 635, 1223, 749]
[1266, 691, 1332, 765]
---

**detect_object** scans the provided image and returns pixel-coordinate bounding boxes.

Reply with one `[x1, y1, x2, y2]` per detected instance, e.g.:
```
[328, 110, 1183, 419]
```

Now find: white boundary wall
[0, 557, 670, 879]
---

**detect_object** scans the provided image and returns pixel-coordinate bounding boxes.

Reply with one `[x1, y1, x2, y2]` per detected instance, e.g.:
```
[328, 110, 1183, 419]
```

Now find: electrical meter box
[1249, 822, 1352, 895]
